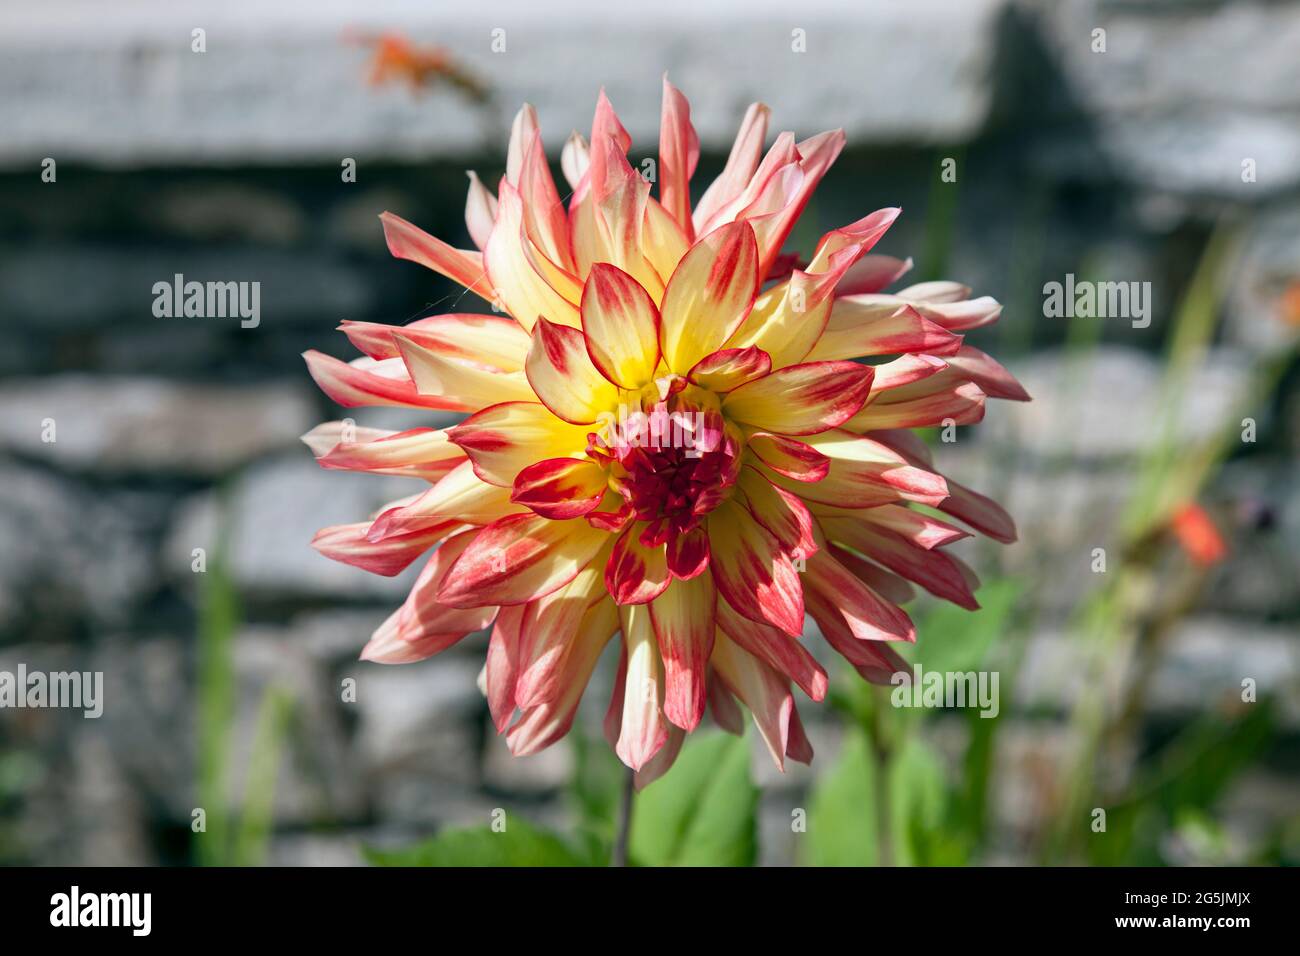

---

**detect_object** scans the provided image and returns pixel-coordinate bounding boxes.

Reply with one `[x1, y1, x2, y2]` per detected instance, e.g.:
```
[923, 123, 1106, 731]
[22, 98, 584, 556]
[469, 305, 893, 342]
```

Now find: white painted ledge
[0, 0, 1007, 167]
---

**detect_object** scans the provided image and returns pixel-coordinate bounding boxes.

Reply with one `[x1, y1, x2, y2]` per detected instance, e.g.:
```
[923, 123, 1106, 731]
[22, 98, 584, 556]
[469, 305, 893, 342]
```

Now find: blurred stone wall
[0, 0, 1297, 864]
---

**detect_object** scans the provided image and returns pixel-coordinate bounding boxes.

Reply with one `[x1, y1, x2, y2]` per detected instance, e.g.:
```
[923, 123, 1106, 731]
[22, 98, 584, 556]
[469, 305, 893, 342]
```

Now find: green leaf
[364, 816, 596, 867]
[908, 578, 1020, 675]
[802, 729, 878, 866]
[889, 736, 951, 866]
[1086, 701, 1277, 866]
[629, 732, 757, 866]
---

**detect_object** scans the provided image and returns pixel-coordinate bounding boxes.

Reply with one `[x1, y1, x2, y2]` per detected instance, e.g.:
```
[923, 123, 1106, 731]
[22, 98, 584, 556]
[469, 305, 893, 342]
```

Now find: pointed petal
[734, 466, 817, 561]
[311, 521, 445, 577]
[393, 335, 536, 408]
[515, 557, 609, 708]
[804, 588, 911, 684]
[786, 703, 814, 764]
[745, 431, 830, 482]
[943, 344, 1031, 401]
[846, 381, 986, 431]
[857, 504, 971, 550]
[560, 130, 590, 191]
[692, 102, 770, 234]
[723, 361, 874, 436]
[659, 221, 759, 374]
[616, 603, 669, 771]
[524, 317, 621, 425]
[706, 499, 804, 637]
[642, 197, 691, 287]
[634, 725, 686, 790]
[507, 598, 618, 755]
[803, 547, 915, 643]
[360, 531, 500, 663]
[716, 598, 828, 702]
[581, 263, 661, 389]
[648, 571, 716, 731]
[369, 460, 520, 538]
[484, 181, 581, 330]
[340, 313, 530, 369]
[772, 429, 949, 509]
[811, 301, 962, 362]
[727, 208, 899, 367]
[749, 129, 846, 277]
[379, 211, 490, 297]
[605, 523, 671, 605]
[309, 425, 463, 481]
[510, 457, 608, 519]
[485, 605, 525, 732]
[820, 515, 979, 610]
[836, 254, 913, 296]
[303, 351, 467, 411]
[437, 512, 611, 608]
[464, 171, 498, 251]
[447, 401, 590, 487]
[666, 526, 710, 580]
[518, 128, 576, 272]
[592, 136, 663, 300]
[658, 76, 700, 238]
[686, 346, 771, 392]
[707, 669, 746, 735]
[869, 353, 949, 393]
[505, 104, 540, 186]
[710, 630, 794, 771]
[829, 543, 917, 604]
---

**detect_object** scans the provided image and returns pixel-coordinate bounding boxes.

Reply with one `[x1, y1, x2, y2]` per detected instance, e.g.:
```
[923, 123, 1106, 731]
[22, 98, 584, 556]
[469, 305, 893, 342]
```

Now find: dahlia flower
[303, 81, 1028, 785]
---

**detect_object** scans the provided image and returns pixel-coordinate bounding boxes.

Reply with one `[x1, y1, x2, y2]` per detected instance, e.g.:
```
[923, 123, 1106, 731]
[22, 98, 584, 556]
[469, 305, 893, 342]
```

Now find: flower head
[303, 81, 1028, 785]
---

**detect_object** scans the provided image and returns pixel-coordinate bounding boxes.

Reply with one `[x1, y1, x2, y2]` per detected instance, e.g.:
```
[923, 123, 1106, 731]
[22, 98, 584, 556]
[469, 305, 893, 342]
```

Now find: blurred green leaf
[957, 706, 999, 843]
[365, 816, 597, 867]
[233, 687, 295, 867]
[909, 579, 1020, 675]
[889, 737, 957, 866]
[1087, 701, 1276, 866]
[629, 732, 757, 866]
[195, 554, 239, 866]
[565, 731, 625, 863]
[802, 729, 878, 866]
[569, 731, 624, 830]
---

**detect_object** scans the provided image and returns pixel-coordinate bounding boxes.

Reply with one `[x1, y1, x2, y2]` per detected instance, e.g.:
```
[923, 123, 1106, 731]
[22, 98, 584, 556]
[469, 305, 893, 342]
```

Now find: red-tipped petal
[649, 571, 716, 731]
[510, 457, 608, 520]
[706, 500, 804, 637]
[524, 317, 620, 426]
[666, 526, 710, 580]
[659, 221, 759, 374]
[686, 346, 772, 392]
[447, 401, 590, 488]
[605, 523, 671, 605]
[581, 263, 661, 389]
[615, 603, 670, 771]
[710, 630, 794, 771]
[716, 598, 828, 702]
[437, 512, 611, 608]
[311, 521, 447, 577]
[658, 76, 700, 239]
[746, 432, 831, 482]
[303, 351, 468, 411]
[724, 361, 875, 436]
[380, 211, 489, 296]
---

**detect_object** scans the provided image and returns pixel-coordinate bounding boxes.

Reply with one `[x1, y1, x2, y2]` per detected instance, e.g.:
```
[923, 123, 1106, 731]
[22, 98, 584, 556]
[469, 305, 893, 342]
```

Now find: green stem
[611, 767, 635, 866]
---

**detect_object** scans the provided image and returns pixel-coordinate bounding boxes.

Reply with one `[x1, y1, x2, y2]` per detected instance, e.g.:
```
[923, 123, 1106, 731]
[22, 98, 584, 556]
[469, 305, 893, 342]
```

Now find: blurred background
[0, 0, 1297, 866]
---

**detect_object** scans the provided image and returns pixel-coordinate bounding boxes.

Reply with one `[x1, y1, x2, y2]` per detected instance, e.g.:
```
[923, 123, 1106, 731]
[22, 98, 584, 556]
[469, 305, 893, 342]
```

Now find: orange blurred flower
[1279, 280, 1300, 328]
[352, 31, 488, 101]
[1170, 503, 1227, 567]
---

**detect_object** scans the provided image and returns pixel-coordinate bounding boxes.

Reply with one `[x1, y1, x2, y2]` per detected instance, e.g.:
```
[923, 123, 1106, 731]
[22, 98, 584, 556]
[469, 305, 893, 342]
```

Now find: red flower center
[595, 402, 741, 546]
